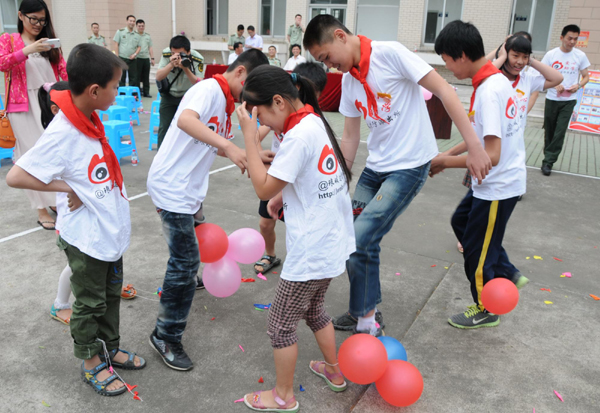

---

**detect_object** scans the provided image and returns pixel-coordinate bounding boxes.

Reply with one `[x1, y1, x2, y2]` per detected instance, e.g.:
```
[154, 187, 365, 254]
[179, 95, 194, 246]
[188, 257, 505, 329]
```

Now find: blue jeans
[155, 209, 200, 343]
[347, 163, 430, 318]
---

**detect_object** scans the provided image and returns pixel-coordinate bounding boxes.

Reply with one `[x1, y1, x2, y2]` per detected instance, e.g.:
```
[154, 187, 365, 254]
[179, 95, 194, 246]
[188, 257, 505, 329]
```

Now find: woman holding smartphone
[0, 0, 67, 230]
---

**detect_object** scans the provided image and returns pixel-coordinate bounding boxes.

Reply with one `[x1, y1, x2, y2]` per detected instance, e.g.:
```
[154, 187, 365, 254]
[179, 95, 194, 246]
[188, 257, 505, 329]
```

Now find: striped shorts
[267, 278, 333, 349]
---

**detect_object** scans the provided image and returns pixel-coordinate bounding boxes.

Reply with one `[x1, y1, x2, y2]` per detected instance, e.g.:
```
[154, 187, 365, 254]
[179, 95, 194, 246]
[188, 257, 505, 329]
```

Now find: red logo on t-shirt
[318, 145, 338, 175]
[88, 154, 110, 184]
[355, 100, 367, 120]
[206, 116, 221, 134]
[551, 61, 563, 70]
[505, 97, 517, 119]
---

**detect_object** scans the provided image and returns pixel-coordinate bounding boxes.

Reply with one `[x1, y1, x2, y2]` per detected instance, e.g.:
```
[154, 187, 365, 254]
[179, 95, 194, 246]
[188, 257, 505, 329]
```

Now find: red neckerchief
[213, 74, 235, 136]
[50, 90, 127, 199]
[349, 35, 387, 124]
[283, 104, 319, 134]
[511, 74, 520, 88]
[470, 61, 501, 112]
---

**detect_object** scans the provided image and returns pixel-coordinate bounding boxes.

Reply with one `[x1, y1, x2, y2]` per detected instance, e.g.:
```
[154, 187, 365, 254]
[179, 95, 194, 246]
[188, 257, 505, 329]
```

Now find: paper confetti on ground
[540, 288, 551, 292]
[258, 377, 264, 383]
[239, 345, 245, 352]
[299, 385, 305, 392]
[42, 401, 50, 407]
[431, 264, 437, 267]
[395, 272, 401, 275]
[241, 278, 256, 283]
[533, 256, 543, 260]
[257, 273, 267, 281]
[272, 272, 278, 274]
[554, 390, 563, 402]
[211, 317, 215, 321]
[254, 307, 265, 312]
[444, 266, 449, 269]
[234, 398, 244, 403]
[590, 294, 600, 301]
[562, 272, 572, 278]
[526, 257, 530, 260]
[553, 257, 563, 262]
[544, 301, 553, 305]
[254, 303, 271, 310]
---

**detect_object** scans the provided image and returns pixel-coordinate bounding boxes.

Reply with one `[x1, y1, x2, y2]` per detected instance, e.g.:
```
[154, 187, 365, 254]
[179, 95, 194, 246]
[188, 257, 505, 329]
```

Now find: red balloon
[194, 223, 229, 263]
[338, 334, 388, 385]
[481, 278, 519, 315]
[375, 360, 423, 407]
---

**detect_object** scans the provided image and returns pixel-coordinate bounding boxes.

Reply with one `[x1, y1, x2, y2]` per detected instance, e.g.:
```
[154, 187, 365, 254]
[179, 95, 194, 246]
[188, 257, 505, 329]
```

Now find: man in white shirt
[283, 44, 307, 71]
[540, 24, 590, 176]
[228, 42, 243, 65]
[244, 26, 263, 52]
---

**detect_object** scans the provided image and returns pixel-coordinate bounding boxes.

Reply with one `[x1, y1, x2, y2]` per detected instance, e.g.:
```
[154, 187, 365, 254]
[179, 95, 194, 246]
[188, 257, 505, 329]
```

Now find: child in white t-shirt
[431, 21, 526, 329]
[7, 44, 145, 396]
[237, 65, 355, 412]
[303, 14, 493, 336]
[146, 50, 269, 372]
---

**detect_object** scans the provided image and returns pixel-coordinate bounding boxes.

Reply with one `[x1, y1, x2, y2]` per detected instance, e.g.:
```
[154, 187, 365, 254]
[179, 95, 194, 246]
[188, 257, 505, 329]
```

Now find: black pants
[137, 58, 151, 95]
[451, 190, 519, 310]
[543, 99, 577, 167]
[119, 57, 139, 87]
[158, 93, 184, 149]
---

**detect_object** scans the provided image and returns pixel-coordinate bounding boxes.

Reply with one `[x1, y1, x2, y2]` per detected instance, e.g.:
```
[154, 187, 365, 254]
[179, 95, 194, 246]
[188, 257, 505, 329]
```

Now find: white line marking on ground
[525, 166, 600, 180]
[0, 164, 238, 244]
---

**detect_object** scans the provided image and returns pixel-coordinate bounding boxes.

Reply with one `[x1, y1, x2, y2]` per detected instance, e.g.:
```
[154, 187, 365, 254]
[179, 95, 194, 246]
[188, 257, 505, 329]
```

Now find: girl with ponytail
[236, 65, 355, 412]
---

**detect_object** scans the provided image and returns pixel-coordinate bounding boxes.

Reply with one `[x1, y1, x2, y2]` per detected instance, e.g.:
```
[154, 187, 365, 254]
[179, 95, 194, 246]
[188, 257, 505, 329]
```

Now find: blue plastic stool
[0, 146, 13, 167]
[98, 105, 130, 122]
[148, 100, 160, 150]
[118, 86, 142, 110]
[103, 120, 137, 163]
[0, 98, 4, 110]
[115, 95, 140, 125]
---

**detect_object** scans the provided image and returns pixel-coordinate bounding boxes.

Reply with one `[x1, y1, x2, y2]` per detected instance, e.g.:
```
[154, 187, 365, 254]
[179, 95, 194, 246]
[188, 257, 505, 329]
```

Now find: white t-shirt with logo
[147, 79, 228, 214]
[514, 70, 546, 130]
[339, 41, 439, 172]
[541, 47, 590, 101]
[471, 73, 526, 201]
[267, 114, 355, 282]
[16, 112, 131, 262]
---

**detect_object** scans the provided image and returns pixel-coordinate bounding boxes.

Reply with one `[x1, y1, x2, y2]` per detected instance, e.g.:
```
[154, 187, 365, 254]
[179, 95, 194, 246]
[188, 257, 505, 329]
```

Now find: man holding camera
[156, 35, 204, 148]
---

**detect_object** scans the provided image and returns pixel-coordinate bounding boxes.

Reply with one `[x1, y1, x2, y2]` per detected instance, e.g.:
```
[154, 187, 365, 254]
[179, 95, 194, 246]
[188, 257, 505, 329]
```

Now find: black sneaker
[511, 271, 529, 289]
[333, 310, 385, 331]
[448, 305, 499, 329]
[196, 276, 205, 290]
[149, 330, 193, 371]
[541, 164, 552, 176]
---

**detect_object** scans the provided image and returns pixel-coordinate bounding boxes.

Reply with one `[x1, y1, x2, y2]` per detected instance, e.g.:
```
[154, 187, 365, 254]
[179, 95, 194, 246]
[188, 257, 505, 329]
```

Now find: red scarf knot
[213, 74, 235, 137]
[283, 104, 319, 134]
[470, 61, 501, 113]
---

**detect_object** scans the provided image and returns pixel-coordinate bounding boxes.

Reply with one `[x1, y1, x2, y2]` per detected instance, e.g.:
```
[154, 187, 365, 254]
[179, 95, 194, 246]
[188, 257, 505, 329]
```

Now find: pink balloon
[421, 86, 433, 101]
[202, 256, 242, 298]
[226, 228, 266, 264]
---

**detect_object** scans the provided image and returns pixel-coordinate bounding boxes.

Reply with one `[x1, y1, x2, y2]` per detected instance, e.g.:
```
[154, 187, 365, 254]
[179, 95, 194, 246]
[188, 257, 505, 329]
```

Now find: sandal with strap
[81, 361, 127, 396]
[50, 304, 71, 325]
[309, 361, 347, 392]
[121, 284, 137, 299]
[244, 388, 299, 412]
[254, 255, 281, 274]
[99, 348, 146, 370]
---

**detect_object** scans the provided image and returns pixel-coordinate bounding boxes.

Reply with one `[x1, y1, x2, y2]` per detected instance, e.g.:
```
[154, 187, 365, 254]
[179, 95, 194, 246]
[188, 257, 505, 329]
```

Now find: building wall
[566, 0, 600, 69]
[49, 0, 87, 58]
[133, 0, 173, 57]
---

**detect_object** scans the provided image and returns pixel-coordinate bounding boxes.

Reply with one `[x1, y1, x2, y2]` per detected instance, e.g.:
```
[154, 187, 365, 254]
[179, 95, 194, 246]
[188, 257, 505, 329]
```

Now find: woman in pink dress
[0, 0, 67, 229]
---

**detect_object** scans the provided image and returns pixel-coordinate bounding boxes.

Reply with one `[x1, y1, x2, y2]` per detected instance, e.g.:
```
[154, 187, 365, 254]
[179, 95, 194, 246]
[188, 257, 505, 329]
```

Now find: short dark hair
[237, 24, 244, 31]
[293, 62, 327, 93]
[268, 45, 276, 50]
[38, 81, 69, 129]
[295, 14, 302, 18]
[91, 22, 99, 27]
[248, 25, 255, 31]
[136, 19, 145, 25]
[562, 24, 580, 37]
[233, 42, 243, 50]
[505, 34, 532, 56]
[170, 35, 191, 52]
[434, 20, 485, 62]
[304, 14, 351, 50]
[513, 31, 532, 42]
[126, 15, 135, 21]
[226, 48, 269, 74]
[67, 44, 127, 96]
[291, 44, 301, 52]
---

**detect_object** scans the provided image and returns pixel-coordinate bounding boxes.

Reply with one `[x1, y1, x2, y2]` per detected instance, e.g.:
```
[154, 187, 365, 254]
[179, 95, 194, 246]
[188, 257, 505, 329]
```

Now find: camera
[179, 52, 191, 68]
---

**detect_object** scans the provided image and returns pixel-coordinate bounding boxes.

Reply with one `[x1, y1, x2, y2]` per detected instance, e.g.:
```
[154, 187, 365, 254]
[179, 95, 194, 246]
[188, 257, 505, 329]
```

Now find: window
[206, 0, 228, 35]
[356, 0, 400, 41]
[261, 0, 286, 36]
[309, 0, 347, 26]
[423, 0, 463, 44]
[509, 0, 555, 52]
[1, 0, 21, 34]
